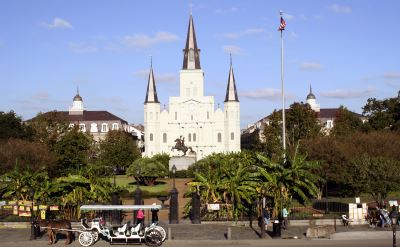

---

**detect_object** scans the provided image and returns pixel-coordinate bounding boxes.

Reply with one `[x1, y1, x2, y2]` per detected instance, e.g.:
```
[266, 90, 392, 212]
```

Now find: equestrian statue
[171, 136, 194, 156]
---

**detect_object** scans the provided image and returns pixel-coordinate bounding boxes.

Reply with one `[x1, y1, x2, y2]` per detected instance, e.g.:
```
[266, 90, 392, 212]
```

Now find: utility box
[348, 203, 367, 221]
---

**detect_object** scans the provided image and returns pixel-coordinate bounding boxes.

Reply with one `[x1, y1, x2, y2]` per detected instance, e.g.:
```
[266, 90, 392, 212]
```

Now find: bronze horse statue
[171, 136, 194, 156]
[38, 219, 72, 245]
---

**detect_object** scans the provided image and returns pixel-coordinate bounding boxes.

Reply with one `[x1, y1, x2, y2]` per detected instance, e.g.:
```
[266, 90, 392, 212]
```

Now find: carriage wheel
[79, 231, 94, 247]
[91, 231, 99, 242]
[144, 229, 163, 247]
[155, 226, 166, 242]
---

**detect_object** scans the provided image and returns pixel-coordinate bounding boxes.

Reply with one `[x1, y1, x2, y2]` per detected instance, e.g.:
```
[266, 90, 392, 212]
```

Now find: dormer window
[101, 123, 108, 132]
[90, 123, 98, 132]
[326, 120, 333, 129]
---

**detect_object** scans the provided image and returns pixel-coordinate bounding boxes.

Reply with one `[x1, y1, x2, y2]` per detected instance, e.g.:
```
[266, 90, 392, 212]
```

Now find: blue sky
[1, 0, 399, 128]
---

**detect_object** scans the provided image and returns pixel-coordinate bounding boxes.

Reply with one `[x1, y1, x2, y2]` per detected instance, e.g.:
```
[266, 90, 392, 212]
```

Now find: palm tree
[256, 144, 321, 217]
[219, 158, 259, 221]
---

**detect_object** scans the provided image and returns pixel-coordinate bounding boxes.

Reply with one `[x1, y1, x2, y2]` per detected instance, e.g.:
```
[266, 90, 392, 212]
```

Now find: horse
[172, 137, 189, 155]
[38, 219, 72, 245]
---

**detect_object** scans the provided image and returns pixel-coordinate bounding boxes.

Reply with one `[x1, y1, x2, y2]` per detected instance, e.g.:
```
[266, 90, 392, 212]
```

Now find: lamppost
[191, 168, 201, 224]
[391, 207, 398, 247]
[261, 197, 266, 239]
[30, 188, 36, 240]
[169, 165, 179, 224]
[113, 167, 117, 187]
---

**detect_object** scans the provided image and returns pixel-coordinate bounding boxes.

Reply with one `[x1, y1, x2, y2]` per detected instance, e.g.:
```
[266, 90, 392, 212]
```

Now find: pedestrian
[263, 208, 270, 226]
[137, 208, 145, 226]
[151, 203, 159, 224]
[389, 205, 398, 225]
[282, 207, 289, 229]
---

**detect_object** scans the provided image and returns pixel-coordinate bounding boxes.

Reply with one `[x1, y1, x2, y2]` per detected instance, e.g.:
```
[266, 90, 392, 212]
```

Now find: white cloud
[329, 4, 352, 14]
[384, 71, 400, 79]
[223, 45, 242, 55]
[124, 32, 179, 49]
[320, 87, 375, 99]
[299, 62, 323, 70]
[219, 28, 264, 40]
[69, 43, 98, 53]
[283, 13, 295, 21]
[42, 17, 72, 29]
[215, 7, 238, 15]
[241, 88, 281, 100]
[134, 69, 176, 83]
[31, 92, 51, 101]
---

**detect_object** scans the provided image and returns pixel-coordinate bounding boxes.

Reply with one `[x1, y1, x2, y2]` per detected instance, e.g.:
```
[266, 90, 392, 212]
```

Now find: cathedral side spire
[224, 54, 239, 102]
[144, 56, 159, 104]
[182, 14, 201, 70]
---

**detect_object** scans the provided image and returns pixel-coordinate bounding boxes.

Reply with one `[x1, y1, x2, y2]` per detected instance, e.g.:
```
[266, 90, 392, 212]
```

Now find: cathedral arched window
[217, 133, 222, 143]
[188, 133, 192, 142]
[163, 133, 167, 143]
[231, 132, 234, 140]
[193, 133, 196, 142]
[150, 133, 153, 141]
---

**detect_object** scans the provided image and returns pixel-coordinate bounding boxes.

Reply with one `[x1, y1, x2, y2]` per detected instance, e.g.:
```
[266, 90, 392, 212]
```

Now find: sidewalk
[1, 221, 399, 242]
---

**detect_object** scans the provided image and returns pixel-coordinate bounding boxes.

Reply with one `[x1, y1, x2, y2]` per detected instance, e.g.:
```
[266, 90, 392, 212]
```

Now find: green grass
[111, 175, 168, 193]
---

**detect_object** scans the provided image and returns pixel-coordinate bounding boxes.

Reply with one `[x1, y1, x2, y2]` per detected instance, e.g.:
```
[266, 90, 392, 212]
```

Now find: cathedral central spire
[182, 14, 201, 70]
[144, 56, 159, 104]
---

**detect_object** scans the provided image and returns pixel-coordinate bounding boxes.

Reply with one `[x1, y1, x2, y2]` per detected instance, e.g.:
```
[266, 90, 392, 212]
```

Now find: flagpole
[280, 11, 287, 161]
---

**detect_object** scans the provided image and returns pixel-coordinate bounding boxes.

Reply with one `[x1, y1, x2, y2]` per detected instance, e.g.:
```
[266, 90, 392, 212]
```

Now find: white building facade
[144, 14, 241, 160]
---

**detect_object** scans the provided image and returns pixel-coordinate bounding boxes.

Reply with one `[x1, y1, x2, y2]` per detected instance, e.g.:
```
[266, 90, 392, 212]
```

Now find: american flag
[278, 17, 286, 31]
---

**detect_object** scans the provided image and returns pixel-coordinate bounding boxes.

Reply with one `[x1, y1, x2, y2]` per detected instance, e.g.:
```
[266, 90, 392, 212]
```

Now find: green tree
[27, 111, 69, 150]
[256, 145, 321, 217]
[98, 130, 141, 173]
[286, 102, 321, 146]
[151, 153, 170, 171]
[331, 106, 363, 136]
[262, 102, 320, 160]
[302, 131, 400, 197]
[53, 127, 92, 175]
[351, 155, 400, 202]
[126, 157, 168, 186]
[0, 138, 56, 175]
[362, 91, 400, 131]
[0, 111, 33, 140]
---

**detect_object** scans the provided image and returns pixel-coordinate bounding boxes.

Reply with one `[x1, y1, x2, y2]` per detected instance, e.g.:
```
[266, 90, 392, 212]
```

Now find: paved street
[0, 224, 398, 247]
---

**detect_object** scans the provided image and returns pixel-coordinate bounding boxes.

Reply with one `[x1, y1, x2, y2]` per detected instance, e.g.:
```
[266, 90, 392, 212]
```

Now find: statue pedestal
[169, 155, 196, 171]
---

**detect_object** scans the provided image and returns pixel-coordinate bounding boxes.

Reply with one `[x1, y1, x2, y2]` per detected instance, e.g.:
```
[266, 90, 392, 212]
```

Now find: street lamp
[169, 165, 179, 224]
[113, 167, 117, 187]
[136, 168, 141, 188]
[30, 188, 36, 240]
[172, 165, 177, 189]
[390, 206, 398, 247]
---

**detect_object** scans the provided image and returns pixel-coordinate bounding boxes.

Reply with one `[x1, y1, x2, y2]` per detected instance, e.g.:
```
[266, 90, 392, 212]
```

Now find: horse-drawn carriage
[41, 204, 166, 247]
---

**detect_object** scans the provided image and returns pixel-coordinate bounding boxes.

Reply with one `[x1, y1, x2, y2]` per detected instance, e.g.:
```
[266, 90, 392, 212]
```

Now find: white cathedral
[144, 14, 241, 160]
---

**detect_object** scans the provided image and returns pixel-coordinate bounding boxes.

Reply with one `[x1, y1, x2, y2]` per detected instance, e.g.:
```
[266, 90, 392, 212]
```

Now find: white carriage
[78, 204, 166, 247]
